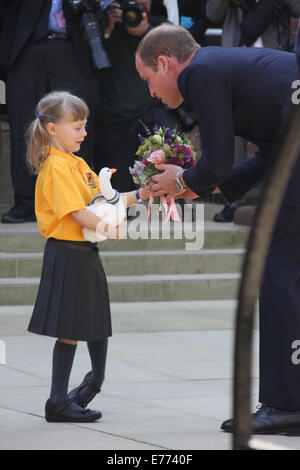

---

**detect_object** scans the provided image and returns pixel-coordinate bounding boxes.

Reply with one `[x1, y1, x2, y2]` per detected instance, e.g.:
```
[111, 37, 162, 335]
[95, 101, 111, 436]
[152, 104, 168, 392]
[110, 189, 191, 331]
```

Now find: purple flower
[164, 128, 172, 143]
[183, 156, 196, 168]
[167, 157, 184, 167]
[183, 146, 192, 157]
[130, 127, 197, 189]
[138, 133, 146, 144]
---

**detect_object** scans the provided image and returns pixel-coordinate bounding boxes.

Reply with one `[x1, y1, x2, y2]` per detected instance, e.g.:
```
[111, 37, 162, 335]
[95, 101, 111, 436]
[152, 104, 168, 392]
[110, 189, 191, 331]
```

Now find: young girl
[26, 91, 149, 423]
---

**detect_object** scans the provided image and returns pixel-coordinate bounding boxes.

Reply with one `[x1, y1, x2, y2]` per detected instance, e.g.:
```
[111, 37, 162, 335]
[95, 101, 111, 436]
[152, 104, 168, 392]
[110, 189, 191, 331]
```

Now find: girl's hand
[96, 219, 127, 241]
[121, 186, 150, 207]
[113, 221, 127, 241]
[139, 185, 150, 201]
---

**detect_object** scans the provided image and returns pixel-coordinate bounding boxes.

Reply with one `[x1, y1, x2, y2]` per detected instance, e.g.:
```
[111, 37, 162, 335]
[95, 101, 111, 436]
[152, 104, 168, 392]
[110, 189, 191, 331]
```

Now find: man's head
[136, 23, 200, 108]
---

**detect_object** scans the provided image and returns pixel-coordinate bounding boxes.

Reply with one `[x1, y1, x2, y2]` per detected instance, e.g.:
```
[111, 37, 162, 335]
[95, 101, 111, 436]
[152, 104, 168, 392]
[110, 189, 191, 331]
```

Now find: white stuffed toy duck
[83, 167, 126, 242]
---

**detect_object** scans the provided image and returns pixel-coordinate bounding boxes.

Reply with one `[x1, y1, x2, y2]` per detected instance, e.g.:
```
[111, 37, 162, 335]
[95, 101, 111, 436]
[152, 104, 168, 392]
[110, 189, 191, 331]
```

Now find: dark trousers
[6, 37, 100, 210]
[95, 105, 175, 193]
[259, 155, 300, 410]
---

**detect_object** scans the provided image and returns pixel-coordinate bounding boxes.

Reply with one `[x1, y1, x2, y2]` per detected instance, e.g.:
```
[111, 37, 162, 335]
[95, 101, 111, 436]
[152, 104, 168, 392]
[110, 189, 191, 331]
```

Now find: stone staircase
[0, 205, 249, 304]
[0, 115, 259, 336]
[0, 116, 259, 334]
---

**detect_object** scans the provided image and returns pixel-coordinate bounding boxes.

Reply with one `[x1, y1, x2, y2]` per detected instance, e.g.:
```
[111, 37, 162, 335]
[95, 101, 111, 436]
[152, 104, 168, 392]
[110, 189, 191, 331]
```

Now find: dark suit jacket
[0, 0, 96, 78]
[178, 46, 298, 204]
[297, 27, 300, 74]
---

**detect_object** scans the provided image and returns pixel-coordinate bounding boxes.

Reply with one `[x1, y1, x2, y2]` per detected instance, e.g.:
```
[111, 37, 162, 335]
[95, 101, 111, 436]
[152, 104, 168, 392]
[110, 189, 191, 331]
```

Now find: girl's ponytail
[26, 115, 51, 174]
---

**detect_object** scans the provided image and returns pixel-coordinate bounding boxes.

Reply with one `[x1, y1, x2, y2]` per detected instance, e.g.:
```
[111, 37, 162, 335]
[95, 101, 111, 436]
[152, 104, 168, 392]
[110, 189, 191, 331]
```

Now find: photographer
[206, 0, 300, 49]
[0, 0, 101, 223]
[95, 0, 175, 193]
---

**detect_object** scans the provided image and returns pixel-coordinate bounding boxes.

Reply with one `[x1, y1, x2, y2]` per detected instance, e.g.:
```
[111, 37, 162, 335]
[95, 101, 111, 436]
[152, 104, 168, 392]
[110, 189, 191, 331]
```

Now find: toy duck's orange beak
[110, 168, 117, 174]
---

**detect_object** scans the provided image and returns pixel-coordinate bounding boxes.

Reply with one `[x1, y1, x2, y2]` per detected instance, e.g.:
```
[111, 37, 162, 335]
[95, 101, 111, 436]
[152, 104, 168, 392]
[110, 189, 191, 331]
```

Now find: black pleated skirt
[28, 238, 112, 341]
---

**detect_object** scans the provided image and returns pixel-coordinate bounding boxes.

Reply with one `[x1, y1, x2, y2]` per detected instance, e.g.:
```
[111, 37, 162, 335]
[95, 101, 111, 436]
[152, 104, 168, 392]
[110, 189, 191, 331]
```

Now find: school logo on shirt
[86, 172, 97, 189]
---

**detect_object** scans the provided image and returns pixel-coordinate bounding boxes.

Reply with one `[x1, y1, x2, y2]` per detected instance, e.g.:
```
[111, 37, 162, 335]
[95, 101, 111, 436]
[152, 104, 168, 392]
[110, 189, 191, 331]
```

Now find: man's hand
[173, 189, 199, 201]
[105, 2, 122, 36]
[150, 163, 186, 199]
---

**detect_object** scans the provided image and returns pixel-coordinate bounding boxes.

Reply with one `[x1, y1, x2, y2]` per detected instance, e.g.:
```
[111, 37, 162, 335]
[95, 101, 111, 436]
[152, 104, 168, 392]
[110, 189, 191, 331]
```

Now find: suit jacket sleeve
[0, 0, 22, 69]
[218, 150, 269, 203]
[178, 63, 235, 197]
[297, 26, 300, 75]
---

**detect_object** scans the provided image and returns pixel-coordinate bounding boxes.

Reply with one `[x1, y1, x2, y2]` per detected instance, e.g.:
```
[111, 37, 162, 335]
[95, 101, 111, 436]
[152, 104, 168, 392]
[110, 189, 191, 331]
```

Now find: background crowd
[0, 0, 299, 223]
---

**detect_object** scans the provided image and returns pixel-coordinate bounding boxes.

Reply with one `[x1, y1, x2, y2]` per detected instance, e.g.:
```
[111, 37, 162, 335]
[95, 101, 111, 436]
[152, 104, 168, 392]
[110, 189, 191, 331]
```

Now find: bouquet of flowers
[129, 126, 198, 216]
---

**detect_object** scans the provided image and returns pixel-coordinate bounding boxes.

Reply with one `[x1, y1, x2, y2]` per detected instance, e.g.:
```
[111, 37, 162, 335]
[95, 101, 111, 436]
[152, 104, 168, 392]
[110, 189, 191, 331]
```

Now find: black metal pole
[232, 103, 300, 450]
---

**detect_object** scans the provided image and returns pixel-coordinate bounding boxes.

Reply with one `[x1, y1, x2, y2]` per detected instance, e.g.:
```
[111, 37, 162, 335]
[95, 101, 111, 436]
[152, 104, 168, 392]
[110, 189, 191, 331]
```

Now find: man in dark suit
[297, 22, 300, 72]
[136, 23, 300, 435]
[0, 0, 101, 223]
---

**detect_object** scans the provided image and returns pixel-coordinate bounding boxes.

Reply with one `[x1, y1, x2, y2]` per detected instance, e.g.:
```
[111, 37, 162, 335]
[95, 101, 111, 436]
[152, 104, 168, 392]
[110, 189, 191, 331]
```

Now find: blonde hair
[136, 23, 200, 70]
[26, 91, 89, 173]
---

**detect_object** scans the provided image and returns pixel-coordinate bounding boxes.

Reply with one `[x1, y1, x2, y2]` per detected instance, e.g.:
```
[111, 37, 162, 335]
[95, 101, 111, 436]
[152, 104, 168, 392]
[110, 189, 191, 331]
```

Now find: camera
[121, 1, 145, 28]
[66, 0, 111, 70]
[65, 0, 147, 68]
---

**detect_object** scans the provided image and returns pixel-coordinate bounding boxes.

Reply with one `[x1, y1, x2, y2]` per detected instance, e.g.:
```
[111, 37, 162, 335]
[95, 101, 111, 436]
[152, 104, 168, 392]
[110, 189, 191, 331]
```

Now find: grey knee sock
[49, 340, 77, 404]
[87, 338, 108, 390]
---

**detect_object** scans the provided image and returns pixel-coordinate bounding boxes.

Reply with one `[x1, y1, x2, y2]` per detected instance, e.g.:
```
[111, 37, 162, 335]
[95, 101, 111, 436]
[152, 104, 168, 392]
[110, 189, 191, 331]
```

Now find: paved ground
[0, 302, 299, 452]
[0, 204, 298, 452]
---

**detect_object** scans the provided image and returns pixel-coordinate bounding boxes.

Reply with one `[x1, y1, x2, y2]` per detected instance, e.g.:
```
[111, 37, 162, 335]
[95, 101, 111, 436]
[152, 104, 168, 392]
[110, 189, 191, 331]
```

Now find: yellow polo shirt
[35, 146, 100, 241]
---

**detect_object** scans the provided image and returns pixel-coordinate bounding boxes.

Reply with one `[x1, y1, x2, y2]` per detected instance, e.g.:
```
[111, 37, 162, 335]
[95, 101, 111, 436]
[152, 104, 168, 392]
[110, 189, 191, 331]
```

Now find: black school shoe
[68, 371, 100, 408]
[45, 398, 102, 423]
[1, 203, 36, 223]
[221, 404, 300, 435]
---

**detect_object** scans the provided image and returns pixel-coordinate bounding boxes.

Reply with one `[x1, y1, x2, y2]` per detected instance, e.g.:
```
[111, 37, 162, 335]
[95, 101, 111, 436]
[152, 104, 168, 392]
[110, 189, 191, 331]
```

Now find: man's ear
[157, 55, 169, 72]
[47, 122, 56, 136]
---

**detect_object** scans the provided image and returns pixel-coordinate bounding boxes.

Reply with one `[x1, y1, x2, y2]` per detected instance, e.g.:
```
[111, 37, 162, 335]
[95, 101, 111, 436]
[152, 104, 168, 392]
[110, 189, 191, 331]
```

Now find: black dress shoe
[1, 203, 36, 223]
[45, 398, 102, 423]
[221, 404, 300, 435]
[213, 204, 235, 223]
[68, 371, 100, 408]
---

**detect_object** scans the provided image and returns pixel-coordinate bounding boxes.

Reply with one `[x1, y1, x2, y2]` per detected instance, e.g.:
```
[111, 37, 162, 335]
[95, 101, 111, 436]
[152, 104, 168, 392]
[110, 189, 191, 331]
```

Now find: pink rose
[147, 149, 165, 164]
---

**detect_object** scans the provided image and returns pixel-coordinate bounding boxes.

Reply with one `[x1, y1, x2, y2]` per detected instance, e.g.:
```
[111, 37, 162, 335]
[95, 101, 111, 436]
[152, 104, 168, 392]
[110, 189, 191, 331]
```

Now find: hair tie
[36, 113, 43, 120]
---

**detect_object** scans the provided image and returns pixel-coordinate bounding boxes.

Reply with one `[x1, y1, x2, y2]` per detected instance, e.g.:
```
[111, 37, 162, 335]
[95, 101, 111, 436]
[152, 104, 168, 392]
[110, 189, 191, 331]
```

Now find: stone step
[0, 222, 249, 252]
[0, 249, 245, 278]
[0, 273, 241, 305]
